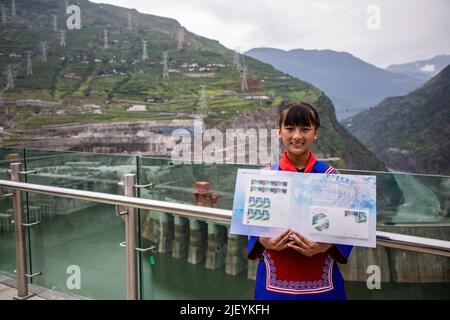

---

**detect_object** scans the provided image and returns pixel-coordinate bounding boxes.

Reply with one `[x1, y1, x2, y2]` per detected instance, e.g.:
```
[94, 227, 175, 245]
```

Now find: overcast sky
[90, 0, 450, 68]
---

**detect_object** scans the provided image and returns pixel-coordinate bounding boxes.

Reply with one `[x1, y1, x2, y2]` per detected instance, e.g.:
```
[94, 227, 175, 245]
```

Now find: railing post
[124, 174, 137, 300]
[10, 162, 32, 299]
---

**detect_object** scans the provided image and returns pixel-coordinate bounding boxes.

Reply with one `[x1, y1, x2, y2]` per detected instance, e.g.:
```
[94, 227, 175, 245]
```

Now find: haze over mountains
[245, 48, 427, 120]
[343, 65, 450, 175]
[387, 55, 450, 82]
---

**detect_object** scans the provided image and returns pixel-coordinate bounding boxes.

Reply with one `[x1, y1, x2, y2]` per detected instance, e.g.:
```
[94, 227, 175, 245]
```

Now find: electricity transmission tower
[26, 51, 33, 76]
[52, 14, 58, 31]
[11, 0, 16, 17]
[103, 30, 109, 49]
[241, 65, 248, 92]
[128, 12, 132, 32]
[162, 51, 169, 79]
[41, 41, 47, 63]
[2, 5, 6, 24]
[142, 40, 148, 60]
[4, 65, 15, 90]
[200, 85, 208, 111]
[234, 48, 241, 70]
[60, 30, 66, 47]
[177, 28, 184, 50]
[241, 53, 247, 67]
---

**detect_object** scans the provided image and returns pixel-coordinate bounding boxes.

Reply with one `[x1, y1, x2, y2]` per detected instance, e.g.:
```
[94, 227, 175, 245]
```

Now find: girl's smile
[280, 125, 317, 168]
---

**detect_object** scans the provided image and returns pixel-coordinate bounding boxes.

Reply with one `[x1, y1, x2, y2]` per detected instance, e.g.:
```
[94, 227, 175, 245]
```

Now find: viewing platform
[0, 146, 449, 300]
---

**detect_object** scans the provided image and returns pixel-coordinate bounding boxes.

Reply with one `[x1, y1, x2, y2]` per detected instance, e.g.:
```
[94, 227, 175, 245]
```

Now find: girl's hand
[259, 229, 292, 251]
[287, 231, 333, 257]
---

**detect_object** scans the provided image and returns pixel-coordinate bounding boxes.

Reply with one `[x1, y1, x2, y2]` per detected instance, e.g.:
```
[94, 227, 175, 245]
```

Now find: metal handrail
[1, 179, 450, 254]
[375, 231, 450, 257]
[0, 179, 232, 223]
[1, 177, 450, 301]
[2, 178, 450, 253]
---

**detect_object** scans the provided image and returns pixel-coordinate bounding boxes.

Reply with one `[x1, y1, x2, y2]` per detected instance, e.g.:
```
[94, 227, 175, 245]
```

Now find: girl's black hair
[278, 102, 320, 129]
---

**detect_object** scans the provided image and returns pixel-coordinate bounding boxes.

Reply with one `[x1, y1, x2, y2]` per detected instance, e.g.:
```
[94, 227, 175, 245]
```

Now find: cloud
[420, 64, 436, 73]
[90, 0, 450, 68]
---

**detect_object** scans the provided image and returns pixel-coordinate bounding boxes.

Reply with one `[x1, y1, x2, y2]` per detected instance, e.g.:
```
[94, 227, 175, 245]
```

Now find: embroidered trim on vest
[263, 251, 335, 295]
[325, 166, 337, 174]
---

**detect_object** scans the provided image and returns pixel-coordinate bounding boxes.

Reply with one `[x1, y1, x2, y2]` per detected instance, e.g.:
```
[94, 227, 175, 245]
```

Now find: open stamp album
[230, 169, 377, 248]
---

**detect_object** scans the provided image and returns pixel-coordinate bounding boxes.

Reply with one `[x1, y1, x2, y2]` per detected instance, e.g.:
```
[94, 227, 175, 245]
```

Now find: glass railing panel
[20, 149, 135, 299]
[0, 147, 25, 277]
[138, 159, 259, 299]
[342, 246, 450, 299]
[138, 157, 260, 210]
[139, 210, 450, 300]
[22, 148, 137, 194]
[340, 169, 450, 242]
[25, 199, 126, 299]
[137, 162, 449, 299]
[339, 169, 450, 224]
[139, 211, 254, 299]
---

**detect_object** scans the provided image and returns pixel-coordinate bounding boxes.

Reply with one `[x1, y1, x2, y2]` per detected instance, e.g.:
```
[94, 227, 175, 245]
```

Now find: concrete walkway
[0, 275, 79, 300]
[0, 283, 45, 300]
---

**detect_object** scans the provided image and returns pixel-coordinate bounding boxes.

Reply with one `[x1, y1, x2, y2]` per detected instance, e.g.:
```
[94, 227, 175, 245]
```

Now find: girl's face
[279, 123, 317, 159]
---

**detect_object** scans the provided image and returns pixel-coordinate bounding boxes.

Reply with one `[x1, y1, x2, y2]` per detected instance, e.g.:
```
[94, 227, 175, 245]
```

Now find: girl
[247, 102, 352, 300]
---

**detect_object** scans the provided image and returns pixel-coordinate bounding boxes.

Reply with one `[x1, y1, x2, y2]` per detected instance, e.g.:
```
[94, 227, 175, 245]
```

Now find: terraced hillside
[0, 0, 384, 170]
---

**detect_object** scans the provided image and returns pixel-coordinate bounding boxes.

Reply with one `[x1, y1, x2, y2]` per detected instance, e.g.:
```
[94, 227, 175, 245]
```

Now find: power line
[370, 30, 450, 67]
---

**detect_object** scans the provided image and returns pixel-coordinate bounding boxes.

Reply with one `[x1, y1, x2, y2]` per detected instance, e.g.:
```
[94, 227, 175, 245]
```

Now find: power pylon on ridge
[2, 5, 7, 24]
[241, 53, 247, 67]
[200, 85, 208, 111]
[103, 30, 109, 49]
[26, 51, 33, 76]
[4, 65, 15, 90]
[142, 40, 148, 60]
[177, 28, 184, 50]
[52, 14, 58, 31]
[60, 30, 66, 47]
[162, 51, 169, 79]
[11, 0, 16, 17]
[41, 41, 48, 63]
[234, 49, 241, 70]
[128, 12, 132, 32]
[241, 65, 248, 92]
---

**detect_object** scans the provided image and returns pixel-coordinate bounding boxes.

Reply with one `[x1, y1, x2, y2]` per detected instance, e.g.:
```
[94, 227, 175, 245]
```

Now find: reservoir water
[1, 202, 449, 300]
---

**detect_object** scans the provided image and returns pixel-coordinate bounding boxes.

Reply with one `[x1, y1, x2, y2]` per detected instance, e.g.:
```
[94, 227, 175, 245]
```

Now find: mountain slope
[0, 0, 387, 171]
[387, 55, 450, 82]
[343, 65, 450, 175]
[245, 48, 424, 120]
